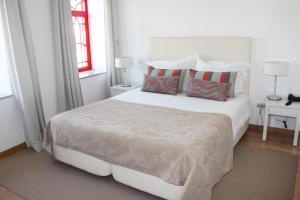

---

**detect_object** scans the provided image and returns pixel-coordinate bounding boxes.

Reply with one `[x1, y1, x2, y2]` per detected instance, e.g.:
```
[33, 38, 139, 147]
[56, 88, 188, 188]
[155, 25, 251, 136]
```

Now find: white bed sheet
[113, 88, 251, 142]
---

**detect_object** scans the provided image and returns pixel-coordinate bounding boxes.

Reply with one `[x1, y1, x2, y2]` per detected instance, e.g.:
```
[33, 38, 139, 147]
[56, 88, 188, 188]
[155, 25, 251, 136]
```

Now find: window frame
[71, 0, 92, 72]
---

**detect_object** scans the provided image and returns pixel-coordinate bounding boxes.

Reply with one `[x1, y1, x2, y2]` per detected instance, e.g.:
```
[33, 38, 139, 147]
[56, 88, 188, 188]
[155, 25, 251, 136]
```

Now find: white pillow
[144, 56, 197, 69]
[195, 58, 250, 97]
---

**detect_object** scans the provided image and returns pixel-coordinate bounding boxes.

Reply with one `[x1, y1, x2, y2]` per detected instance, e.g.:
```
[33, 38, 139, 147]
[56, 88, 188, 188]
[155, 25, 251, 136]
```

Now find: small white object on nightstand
[110, 85, 138, 97]
[262, 98, 300, 146]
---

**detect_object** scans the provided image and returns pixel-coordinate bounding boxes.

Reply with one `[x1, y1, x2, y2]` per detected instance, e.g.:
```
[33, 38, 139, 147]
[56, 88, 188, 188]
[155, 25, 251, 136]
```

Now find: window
[0, 9, 12, 96]
[70, 0, 92, 72]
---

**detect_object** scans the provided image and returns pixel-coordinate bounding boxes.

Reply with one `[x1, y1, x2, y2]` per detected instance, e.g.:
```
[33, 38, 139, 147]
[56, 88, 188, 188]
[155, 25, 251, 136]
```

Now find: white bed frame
[53, 37, 252, 200]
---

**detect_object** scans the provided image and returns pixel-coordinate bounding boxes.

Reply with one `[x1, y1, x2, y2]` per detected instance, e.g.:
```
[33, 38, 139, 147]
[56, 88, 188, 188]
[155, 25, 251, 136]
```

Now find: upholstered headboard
[149, 37, 252, 62]
[148, 37, 252, 94]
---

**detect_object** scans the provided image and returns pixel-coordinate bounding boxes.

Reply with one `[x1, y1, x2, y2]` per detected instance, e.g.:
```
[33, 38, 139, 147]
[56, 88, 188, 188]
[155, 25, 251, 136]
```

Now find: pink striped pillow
[142, 75, 180, 95]
[186, 78, 231, 101]
[147, 66, 182, 77]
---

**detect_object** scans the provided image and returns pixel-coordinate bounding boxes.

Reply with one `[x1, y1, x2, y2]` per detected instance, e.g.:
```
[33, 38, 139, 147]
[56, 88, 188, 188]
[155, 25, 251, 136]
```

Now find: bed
[45, 37, 252, 200]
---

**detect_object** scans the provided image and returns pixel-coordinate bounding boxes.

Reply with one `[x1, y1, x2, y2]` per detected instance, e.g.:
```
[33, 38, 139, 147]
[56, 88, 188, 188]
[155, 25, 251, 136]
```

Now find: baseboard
[0, 143, 27, 159]
[248, 124, 294, 136]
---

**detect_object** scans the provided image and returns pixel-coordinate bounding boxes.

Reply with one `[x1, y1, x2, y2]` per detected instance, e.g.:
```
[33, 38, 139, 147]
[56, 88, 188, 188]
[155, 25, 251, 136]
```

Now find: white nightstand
[110, 85, 138, 97]
[262, 99, 300, 146]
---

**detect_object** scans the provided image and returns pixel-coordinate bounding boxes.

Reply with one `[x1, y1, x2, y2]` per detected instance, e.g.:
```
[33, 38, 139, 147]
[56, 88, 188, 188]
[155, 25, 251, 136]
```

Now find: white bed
[52, 37, 252, 200]
[53, 91, 250, 200]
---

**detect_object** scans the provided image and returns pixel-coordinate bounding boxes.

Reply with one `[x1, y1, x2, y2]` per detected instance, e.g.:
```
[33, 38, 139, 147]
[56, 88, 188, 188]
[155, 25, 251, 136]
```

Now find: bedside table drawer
[269, 106, 297, 117]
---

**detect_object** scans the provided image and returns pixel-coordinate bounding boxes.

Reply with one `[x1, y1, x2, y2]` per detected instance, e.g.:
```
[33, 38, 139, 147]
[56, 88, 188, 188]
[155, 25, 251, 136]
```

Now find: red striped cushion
[147, 66, 182, 77]
[186, 78, 231, 101]
[187, 69, 237, 97]
[147, 66, 184, 90]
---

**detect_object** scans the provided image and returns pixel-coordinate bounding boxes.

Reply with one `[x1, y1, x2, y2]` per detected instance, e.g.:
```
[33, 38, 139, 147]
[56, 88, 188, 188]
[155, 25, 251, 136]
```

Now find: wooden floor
[0, 127, 300, 200]
[0, 186, 23, 200]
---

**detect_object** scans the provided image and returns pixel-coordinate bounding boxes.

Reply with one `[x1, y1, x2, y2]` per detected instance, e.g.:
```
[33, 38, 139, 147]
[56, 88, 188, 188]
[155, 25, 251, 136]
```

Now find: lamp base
[267, 95, 282, 101]
[120, 83, 132, 87]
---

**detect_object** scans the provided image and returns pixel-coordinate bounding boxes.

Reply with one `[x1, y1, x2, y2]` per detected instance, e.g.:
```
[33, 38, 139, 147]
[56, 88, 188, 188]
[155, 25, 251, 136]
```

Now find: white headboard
[149, 37, 252, 62]
[148, 37, 252, 94]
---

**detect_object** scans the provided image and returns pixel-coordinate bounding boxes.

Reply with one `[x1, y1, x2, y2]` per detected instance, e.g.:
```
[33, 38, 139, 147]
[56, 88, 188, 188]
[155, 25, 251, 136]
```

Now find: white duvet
[113, 88, 251, 142]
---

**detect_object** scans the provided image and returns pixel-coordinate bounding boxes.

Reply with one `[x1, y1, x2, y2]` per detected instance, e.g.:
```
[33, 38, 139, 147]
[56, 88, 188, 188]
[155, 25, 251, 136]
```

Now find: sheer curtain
[104, 0, 116, 86]
[0, 0, 46, 152]
[51, 0, 84, 112]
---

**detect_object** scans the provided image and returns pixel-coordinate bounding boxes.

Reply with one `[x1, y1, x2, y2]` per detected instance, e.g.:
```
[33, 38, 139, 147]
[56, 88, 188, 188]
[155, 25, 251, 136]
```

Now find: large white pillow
[195, 58, 250, 97]
[144, 56, 197, 69]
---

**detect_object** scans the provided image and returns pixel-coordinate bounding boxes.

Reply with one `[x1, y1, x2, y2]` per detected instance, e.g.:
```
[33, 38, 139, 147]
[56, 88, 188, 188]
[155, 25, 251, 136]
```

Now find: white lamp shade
[264, 61, 289, 76]
[115, 57, 133, 69]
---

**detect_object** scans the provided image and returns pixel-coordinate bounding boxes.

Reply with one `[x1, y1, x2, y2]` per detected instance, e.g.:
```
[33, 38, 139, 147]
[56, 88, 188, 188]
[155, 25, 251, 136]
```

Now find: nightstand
[262, 99, 300, 146]
[110, 85, 138, 97]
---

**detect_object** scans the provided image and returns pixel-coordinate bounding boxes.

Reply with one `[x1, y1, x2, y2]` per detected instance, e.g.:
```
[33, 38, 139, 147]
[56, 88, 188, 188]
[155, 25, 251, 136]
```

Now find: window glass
[70, 0, 92, 72]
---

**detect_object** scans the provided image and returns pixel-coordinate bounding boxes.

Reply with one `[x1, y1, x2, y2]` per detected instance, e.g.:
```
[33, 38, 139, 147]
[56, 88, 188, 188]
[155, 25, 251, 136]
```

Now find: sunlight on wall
[89, 0, 107, 73]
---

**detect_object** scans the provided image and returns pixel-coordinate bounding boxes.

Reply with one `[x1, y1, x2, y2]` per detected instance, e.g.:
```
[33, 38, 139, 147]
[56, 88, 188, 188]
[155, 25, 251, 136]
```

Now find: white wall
[0, 96, 25, 152]
[80, 73, 109, 105]
[113, 0, 300, 127]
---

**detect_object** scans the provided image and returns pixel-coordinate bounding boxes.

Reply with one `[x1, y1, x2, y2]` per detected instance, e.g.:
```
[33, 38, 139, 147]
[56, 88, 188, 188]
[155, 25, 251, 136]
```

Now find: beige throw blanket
[44, 99, 233, 200]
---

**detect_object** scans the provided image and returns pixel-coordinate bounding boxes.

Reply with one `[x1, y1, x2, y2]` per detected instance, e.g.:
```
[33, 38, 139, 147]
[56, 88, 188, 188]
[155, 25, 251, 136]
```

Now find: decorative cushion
[186, 78, 231, 101]
[142, 75, 180, 95]
[195, 58, 250, 96]
[184, 69, 237, 97]
[147, 66, 184, 90]
[147, 66, 182, 77]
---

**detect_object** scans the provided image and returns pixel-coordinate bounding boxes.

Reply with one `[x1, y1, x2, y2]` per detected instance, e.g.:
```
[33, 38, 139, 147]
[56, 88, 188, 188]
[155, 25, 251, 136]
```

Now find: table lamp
[264, 61, 289, 101]
[115, 57, 133, 87]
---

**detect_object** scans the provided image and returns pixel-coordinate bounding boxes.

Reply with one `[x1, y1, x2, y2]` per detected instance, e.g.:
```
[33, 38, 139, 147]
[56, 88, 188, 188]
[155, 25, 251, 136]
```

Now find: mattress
[113, 88, 251, 143]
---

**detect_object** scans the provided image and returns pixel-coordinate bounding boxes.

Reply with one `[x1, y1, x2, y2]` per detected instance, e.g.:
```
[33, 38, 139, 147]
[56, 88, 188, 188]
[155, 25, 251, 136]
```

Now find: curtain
[104, 0, 116, 86]
[0, 0, 46, 152]
[51, 0, 84, 112]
